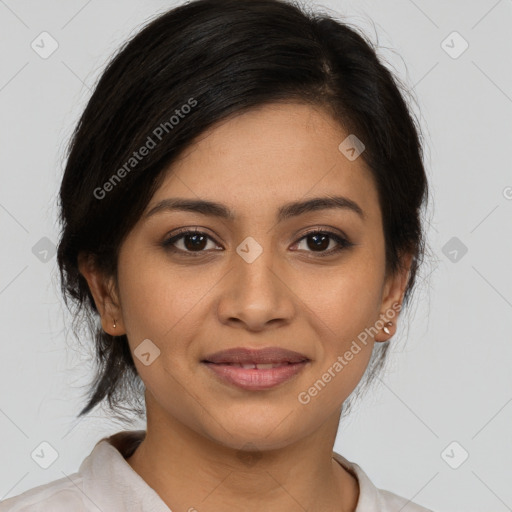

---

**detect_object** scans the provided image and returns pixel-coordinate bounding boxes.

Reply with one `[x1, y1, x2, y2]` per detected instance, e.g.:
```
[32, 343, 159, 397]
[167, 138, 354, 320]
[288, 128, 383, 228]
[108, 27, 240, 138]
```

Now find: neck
[125, 399, 359, 512]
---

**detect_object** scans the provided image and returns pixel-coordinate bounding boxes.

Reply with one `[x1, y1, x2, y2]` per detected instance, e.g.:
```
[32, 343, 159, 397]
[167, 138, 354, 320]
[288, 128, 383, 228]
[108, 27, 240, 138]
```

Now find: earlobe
[374, 318, 396, 343]
[78, 252, 124, 335]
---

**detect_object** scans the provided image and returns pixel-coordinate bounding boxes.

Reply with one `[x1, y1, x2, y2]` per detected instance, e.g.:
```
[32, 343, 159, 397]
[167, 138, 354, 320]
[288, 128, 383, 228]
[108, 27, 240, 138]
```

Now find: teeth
[254, 363, 276, 369]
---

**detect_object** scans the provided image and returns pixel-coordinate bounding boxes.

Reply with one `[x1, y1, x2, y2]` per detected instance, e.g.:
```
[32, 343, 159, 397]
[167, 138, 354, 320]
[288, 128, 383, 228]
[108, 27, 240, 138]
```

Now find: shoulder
[333, 452, 435, 512]
[0, 474, 87, 512]
[0, 431, 148, 512]
[377, 488, 434, 511]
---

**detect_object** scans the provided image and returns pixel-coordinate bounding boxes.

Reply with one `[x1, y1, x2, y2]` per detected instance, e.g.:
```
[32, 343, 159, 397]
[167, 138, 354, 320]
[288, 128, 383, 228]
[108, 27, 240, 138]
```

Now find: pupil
[308, 233, 328, 251]
[185, 234, 206, 251]
[182, 233, 330, 252]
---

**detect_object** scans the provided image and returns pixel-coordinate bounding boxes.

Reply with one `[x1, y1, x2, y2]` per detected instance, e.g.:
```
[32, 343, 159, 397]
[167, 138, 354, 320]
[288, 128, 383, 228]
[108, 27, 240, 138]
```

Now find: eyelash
[161, 228, 354, 258]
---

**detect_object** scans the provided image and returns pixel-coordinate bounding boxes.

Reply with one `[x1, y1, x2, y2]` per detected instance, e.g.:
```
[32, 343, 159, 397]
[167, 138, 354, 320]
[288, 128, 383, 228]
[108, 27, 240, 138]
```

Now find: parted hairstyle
[56, 0, 431, 422]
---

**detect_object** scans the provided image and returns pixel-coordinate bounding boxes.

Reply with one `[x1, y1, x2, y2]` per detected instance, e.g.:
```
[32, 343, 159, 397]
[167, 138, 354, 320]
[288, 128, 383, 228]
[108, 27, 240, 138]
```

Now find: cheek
[115, 247, 222, 390]
[292, 252, 384, 400]
[294, 282, 377, 414]
[115, 258, 195, 401]
[116, 247, 196, 342]
[299, 254, 384, 342]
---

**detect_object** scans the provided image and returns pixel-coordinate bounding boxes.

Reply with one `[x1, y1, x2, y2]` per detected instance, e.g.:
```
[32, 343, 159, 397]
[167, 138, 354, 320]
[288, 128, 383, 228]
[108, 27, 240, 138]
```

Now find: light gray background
[0, 1, 511, 511]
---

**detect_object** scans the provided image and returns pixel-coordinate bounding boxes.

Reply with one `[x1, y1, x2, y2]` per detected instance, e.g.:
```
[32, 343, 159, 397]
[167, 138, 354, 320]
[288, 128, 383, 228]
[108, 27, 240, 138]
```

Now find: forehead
[148, 102, 380, 223]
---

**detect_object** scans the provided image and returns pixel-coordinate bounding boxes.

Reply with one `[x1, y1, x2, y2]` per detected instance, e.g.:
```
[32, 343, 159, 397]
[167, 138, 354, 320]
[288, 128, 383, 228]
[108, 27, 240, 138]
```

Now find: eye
[293, 229, 354, 257]
[161, 227, 354, 257]
[162, 228, 221, 256]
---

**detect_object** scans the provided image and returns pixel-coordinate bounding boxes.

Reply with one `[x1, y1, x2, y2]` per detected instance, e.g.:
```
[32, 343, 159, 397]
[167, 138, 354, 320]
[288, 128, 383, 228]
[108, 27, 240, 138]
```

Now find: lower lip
[203, 362, 309, 390]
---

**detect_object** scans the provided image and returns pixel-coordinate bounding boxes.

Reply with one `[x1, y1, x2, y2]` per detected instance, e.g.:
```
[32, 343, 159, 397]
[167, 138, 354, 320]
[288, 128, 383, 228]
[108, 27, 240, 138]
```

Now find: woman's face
[84, 102, 408, 450]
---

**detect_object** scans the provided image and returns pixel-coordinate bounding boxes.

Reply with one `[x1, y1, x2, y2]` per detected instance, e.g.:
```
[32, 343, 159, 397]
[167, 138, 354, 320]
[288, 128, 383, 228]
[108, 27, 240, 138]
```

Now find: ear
[78, 252, 124, 336]
[374, 251, 413, 342]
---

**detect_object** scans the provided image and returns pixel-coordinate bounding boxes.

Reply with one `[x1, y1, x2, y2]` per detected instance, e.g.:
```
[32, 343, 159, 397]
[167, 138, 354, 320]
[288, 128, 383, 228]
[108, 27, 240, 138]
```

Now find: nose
[216, 243, 295, 332]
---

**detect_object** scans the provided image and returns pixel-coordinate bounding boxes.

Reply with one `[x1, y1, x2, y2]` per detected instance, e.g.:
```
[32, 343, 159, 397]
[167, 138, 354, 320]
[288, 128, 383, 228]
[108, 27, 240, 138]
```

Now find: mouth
[201, 347, 310, 390]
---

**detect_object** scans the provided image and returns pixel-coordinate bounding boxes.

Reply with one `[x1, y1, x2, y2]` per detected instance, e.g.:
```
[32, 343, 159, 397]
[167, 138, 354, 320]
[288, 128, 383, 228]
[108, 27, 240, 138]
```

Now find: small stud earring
[383, 322, 392, 335]
[113, 319, 116, 329]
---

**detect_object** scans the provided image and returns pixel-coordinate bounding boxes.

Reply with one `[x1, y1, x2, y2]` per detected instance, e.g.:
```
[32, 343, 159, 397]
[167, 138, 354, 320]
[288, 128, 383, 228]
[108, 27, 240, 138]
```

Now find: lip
[202, 347, 309, 365]
[201, 347, 310, 391]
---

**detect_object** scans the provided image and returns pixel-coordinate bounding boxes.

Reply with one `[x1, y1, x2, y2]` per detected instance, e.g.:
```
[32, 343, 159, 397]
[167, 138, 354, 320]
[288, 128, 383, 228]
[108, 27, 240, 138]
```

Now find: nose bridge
[236, 235, 277, 289]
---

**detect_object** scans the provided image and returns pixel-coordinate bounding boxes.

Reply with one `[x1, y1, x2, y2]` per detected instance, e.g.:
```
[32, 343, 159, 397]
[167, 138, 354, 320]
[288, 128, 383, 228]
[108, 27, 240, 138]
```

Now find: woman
[0, 0, 434, 510]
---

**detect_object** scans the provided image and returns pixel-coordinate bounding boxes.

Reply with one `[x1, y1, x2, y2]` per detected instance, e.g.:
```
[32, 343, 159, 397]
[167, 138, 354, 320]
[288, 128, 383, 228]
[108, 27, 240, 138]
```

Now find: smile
[202, 361, 309, 390]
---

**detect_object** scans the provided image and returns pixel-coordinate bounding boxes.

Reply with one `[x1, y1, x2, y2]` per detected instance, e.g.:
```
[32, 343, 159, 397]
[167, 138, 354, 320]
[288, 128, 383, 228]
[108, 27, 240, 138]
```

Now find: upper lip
[202, 347, 310, 365]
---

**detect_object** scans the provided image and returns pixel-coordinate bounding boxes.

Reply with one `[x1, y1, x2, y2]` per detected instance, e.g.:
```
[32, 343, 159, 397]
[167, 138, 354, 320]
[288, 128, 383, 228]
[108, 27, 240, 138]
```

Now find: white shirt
[0, 430, 434, 511]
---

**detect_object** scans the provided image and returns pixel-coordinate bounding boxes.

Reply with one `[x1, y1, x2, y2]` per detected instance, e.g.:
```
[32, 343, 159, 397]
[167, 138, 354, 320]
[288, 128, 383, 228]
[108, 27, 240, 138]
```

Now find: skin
[79, 102, 412, 512]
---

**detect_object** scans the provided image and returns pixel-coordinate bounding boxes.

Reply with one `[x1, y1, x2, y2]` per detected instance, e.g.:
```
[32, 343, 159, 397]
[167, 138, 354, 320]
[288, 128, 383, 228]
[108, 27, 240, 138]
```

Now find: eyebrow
[144, 194, 365, 222]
